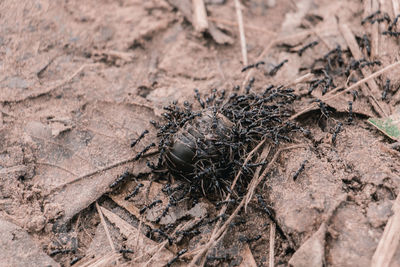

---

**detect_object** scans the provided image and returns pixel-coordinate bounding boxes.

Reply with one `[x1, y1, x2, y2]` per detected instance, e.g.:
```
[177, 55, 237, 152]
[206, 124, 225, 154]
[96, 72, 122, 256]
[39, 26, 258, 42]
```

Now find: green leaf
[368, 109, 400, 141]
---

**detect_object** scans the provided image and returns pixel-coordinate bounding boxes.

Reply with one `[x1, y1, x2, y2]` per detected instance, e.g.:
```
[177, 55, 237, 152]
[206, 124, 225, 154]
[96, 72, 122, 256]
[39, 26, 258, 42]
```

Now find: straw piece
[371, 193, 400, 267]
[392, 0, 400, 15]
[269, 223, 275, 267]
[234, 0, 248, 65]
[339, 23, 388, 117]
[192, 0, 209, 32]
[371, 0, 380, 57]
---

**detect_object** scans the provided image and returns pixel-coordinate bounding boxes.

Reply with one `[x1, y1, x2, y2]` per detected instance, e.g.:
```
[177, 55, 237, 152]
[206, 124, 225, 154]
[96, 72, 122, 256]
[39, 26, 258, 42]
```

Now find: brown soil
[1, 0, 400, 266]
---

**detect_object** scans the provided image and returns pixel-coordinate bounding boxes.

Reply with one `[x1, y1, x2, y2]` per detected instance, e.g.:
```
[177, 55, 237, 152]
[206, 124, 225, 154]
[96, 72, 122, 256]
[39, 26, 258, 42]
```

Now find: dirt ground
[1, 0, 400, 266]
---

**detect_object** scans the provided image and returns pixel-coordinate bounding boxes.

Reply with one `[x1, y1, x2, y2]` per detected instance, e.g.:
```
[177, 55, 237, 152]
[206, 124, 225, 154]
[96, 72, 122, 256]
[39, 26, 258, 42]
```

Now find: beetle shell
[165, 109, 233, 181]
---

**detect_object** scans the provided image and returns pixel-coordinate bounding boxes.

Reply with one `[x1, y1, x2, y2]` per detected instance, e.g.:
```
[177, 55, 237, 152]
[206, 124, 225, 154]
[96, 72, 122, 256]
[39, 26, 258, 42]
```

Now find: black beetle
[164, 109, 234, 183]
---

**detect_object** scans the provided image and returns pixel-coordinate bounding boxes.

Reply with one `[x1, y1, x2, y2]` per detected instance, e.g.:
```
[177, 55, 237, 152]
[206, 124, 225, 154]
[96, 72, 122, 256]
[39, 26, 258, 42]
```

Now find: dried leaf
[0, 217, 59, 267]
[239, 244, 257, 267]
[27, 101, 158, 225]
[100, 206, 174, 266]
[288, 223, 326, 267]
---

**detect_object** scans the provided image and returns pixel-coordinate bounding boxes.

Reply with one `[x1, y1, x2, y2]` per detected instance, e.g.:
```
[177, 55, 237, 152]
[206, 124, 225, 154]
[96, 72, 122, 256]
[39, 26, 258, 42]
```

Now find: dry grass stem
[234, 0, 248, 65]
[269, 223, 276, 267]
[95, 203, 117, 263]
[339, 23, 387, 117]
[192, 0, 209, 32]
[371, 193, 400, 267]
[289, 60, 400, 121]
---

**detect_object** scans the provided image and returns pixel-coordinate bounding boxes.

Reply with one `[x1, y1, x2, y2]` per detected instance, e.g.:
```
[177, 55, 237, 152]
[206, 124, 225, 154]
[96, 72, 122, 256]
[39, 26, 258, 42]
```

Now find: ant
[131, 130, 149, 147]
[194, 88, 205, 108]
[140, 199, 162, 214]
[332, 122, 343, 145]
[298, 41, 319, 56]
[109, 171, 132, 188]
[241, 61, 265, 72]
[361, 10, 381, 25]
[382, 78, 390, 100]
[293, 160, 307, 181]
[245, 77, 255, 94]
[125, 183, 144, 201]
[347, 101, 353, 124]
[151, 229, 174, 245]
[238, 234, 262, 243]
[167, 249, 187, 267]
[134, 143, 156, 161]
[268, 59, 288, 76]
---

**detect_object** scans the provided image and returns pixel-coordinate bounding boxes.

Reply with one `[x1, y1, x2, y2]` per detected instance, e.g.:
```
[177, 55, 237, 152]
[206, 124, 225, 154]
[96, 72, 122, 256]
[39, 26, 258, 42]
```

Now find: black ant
[298, 41, 319, 56]
[293, 160, 307, 181]
[361, 10, 381, 25]
[382, 78, 390, 100]
[241, 61, 265, 72]
[332, 122, 343, 145]
[175, 229, 201, 237]
[70, 256, 82, 265]
[151, 229, 174, 245]
[167, 249, 187, 267]
[388, 14, 400, 31]
[194, 88, 205, 108]
[347, 101, 353, 124]
[238, 234, 262, 243]
[125, 183, 144, 201]
[140, 199, 162, 214]
[131, 130, 149, 148]
[109, 171, 132, 188]
[245, 77, 255, 94]
[268, 59, 288, 76]
[256, 195, 286, 239]
[134, 143, 156, 161]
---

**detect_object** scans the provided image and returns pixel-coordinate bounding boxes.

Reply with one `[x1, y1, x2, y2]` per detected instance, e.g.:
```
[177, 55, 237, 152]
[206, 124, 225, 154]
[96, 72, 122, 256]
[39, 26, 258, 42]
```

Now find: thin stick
[32, 134, 99, 170]
[371, 0, 380, 57]
[143, 220, 193, 266]
[289, 60, 400, 121]
[44, 150, 157, 197]
[244, 145, 271, 210]
[234, 0, 248, 65]
[208, 17, 276, 35]
[371, 193, 400, 267]
[136, 220, 143, 253]
[36, 162, 78, 177]
[393, 0, 400, 15]
[339, 23, 387, 117]
[95, 202, 117, 261]
[192, 0, 209, 32]
[269, 223, 276, 267]
[6, 64, 98, 103]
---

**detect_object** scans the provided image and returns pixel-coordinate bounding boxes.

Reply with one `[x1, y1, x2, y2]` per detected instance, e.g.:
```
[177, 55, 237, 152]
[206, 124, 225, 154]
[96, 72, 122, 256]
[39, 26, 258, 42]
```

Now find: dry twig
[371, 193, 400, 267]
[339, 23, 388, 117]
[269, 223, 276, 267]
[95, 202, 118, 264]
[234, 0, 248, 65]
[192, 0, 209, 32]
[289, 60, 400, 121]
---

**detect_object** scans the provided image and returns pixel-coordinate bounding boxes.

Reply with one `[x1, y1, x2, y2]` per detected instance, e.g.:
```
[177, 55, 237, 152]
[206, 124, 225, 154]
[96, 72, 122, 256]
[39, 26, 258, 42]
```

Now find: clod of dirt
[328, 204, 382, 267]
[24, 215, 46, 233]
[367, 201, 393, 228]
